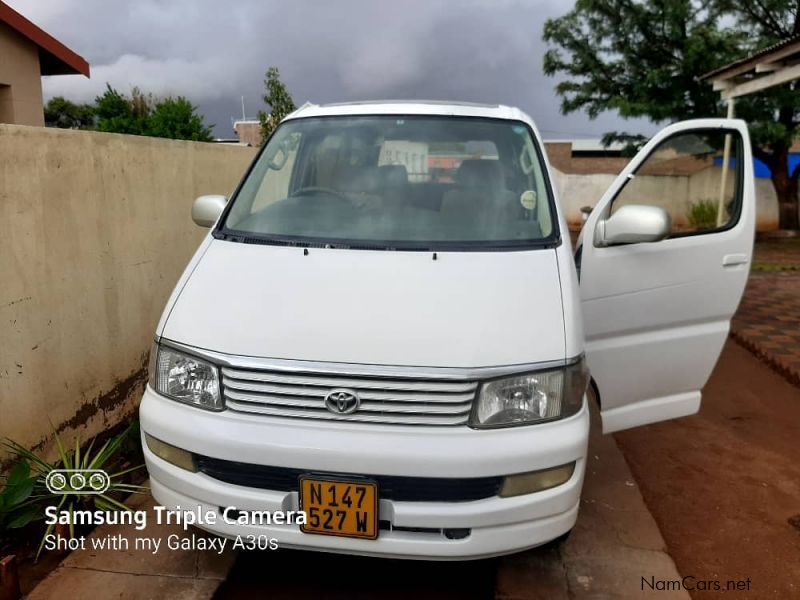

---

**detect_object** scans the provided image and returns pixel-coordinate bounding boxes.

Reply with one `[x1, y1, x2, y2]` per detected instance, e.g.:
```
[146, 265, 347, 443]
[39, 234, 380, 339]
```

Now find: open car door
[578, 119, 755, 433]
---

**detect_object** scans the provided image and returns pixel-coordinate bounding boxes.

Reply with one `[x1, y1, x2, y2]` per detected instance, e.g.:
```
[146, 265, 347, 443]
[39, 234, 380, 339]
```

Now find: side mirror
[595, 204, 671, 247]
[192, 195, 227, 228]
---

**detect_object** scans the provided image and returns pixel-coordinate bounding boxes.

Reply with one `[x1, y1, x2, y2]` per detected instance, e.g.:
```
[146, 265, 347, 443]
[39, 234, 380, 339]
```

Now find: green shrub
[686, 199, 718, 230]
[3, 422, 146, 558]
[0, 459, 41, 530]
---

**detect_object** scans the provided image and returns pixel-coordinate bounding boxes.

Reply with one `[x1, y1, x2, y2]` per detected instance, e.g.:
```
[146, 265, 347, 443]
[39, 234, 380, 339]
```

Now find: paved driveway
[730, 238, 800, 383]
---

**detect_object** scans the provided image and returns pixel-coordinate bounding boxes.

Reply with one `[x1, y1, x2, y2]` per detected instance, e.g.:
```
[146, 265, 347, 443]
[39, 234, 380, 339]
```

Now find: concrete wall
[0, 22, 45, 126]
[551, 166, 781, 231]
[0, 125, 256, 462]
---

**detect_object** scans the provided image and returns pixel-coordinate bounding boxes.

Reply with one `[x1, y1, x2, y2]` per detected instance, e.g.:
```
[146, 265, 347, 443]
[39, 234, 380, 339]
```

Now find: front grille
[221, 366, 478, 426]
[196, 455, 503, 502]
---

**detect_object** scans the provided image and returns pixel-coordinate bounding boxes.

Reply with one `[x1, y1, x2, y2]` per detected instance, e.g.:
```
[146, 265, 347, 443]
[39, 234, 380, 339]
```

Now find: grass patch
[751, 262, 800, 272]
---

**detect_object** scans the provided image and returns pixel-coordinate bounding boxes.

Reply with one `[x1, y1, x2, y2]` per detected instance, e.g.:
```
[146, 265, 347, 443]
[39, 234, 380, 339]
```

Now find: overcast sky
[9, 0, 655, 139]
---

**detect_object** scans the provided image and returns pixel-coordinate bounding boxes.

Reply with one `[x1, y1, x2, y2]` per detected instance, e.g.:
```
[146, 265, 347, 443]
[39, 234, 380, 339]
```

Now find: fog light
[499, 462, 575, 497]
[144, 433, 197, 472]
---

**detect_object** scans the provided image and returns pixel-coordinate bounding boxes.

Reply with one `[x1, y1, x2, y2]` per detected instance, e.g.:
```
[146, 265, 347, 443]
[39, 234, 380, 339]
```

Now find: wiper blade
[214, 231, 425, 251]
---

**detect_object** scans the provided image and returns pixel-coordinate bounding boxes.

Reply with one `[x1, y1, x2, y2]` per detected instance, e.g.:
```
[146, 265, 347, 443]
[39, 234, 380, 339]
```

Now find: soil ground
[616, 340, 800, 599]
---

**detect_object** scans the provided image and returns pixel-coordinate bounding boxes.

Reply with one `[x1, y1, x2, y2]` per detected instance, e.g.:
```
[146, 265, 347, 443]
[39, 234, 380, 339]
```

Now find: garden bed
[0, 417, 146, 598]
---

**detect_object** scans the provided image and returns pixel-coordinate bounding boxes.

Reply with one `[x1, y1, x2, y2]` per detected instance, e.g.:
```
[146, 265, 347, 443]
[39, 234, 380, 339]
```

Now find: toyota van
[140, 101, 754, 559]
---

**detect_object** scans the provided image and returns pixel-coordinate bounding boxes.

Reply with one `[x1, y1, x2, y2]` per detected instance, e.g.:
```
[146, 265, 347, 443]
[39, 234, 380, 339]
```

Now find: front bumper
[140, 385, 590, 560]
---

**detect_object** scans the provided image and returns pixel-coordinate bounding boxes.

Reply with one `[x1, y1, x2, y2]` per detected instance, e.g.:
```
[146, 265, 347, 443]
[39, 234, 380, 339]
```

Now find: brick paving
[731, 238, 800, 386]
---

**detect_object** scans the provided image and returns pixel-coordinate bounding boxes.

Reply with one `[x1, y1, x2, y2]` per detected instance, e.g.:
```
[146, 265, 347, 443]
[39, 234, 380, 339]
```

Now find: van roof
[284, 100, 529, 122]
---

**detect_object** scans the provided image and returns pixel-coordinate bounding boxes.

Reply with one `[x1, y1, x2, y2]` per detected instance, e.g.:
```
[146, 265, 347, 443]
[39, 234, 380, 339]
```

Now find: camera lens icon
[88, 472, 108, 491]
[48, 472, 67, 491]
[46, 469, 110, 494]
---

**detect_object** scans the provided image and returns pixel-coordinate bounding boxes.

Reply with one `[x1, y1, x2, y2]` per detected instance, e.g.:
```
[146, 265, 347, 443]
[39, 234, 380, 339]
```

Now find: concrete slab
[28, 494, 235, 599]
[495, 403, 690, 599]
[28, 568, 221, 600]
[58, 497, 235, 579]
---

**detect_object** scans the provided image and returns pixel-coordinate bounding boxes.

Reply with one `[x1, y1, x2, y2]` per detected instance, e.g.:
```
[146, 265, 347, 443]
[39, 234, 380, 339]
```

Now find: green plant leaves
[3, 420, 145, 560]
[1, 460, 38, 507]
[1, 459, 41, 532]
[7, 459, 30, 486]
[4, 477, 36, 508]
[8, 505, 40, 529]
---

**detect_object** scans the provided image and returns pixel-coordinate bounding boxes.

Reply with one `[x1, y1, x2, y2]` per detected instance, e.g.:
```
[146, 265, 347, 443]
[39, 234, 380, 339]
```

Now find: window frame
[606, 128, 745, 241]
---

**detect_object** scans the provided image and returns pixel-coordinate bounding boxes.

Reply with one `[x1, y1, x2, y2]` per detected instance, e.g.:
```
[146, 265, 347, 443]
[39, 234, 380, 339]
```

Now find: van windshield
[219, 115, 557, 250]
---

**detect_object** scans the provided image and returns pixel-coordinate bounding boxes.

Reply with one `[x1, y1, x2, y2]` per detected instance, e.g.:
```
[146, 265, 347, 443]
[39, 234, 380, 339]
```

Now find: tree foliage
[149, 97, 215, 141]
[43, 96, 95, 129]
[94, 85, 213, 141]
[544, 0, 800, 228]
[94, 85, 151, 135]
[44, 84, 213, 142]
[258, 67, 296, 142]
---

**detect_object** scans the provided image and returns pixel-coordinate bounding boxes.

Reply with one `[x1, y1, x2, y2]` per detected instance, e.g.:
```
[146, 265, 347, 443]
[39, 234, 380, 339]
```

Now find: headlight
[152, 344, 223, 411]
[470, 358, 588, 428]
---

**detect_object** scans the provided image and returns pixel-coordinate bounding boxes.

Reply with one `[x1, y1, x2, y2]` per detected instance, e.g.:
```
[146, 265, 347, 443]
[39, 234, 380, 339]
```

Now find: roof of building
[701, 35, 800, 81]
[285, 100, 527, 122]
[543, 138, 626, 152]
[0, 1, 89, 77]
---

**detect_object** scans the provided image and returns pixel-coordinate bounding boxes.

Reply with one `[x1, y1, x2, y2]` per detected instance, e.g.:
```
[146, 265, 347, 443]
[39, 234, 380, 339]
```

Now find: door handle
[722, 253, 748, 267]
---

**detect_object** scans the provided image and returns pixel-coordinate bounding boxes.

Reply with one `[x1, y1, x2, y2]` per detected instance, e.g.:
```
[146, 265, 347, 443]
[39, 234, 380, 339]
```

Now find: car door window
[610, 130, 743, 236]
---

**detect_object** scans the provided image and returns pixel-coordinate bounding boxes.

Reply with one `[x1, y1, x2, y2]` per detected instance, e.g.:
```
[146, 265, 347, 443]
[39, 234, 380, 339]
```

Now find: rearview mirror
[595, 204, 671, 247]
[192, 195, 227, 228]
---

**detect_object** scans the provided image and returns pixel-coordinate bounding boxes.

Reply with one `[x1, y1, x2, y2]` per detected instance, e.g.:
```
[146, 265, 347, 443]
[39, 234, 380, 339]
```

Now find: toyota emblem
[324, 389, 360, 415]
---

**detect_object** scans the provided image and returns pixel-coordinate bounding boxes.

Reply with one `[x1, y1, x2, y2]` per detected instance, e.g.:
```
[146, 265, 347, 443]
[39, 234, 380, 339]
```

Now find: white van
[140, 101, 754, 559]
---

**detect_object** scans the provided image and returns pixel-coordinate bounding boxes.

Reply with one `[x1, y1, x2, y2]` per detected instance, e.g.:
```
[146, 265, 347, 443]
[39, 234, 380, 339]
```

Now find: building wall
[379, 140, 428, 182]
[0, 21, 45, 126]
[234, 120, 262, 146]
[0, 125, 257, 462]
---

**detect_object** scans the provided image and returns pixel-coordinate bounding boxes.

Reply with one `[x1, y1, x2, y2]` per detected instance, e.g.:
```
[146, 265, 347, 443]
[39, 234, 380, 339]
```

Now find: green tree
[258, 66, 296, 142]
[147, 97, 213, 141]
[94, 84, 148, 135]
[93, 84, 213, 141]
[544, 0, 800, 229]
[721, 0, 800, 229]
[43, 96, 95, 129]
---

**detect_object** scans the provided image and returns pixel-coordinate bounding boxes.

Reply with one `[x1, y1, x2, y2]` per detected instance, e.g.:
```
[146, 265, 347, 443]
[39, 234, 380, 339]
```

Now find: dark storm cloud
[9, 0, 655, 139]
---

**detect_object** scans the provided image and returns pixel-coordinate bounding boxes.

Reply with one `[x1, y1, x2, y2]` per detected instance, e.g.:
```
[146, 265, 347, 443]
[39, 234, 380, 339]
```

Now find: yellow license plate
[299, 476, 378, 540]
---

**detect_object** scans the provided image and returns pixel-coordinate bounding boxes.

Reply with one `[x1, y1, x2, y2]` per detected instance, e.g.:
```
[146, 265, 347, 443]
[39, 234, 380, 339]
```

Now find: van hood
[161, 240, 566, 368]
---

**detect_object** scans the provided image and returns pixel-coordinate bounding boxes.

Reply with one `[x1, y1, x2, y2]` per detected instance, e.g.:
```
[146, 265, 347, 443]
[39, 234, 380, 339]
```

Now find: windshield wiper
[214, 231, 422, 251]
